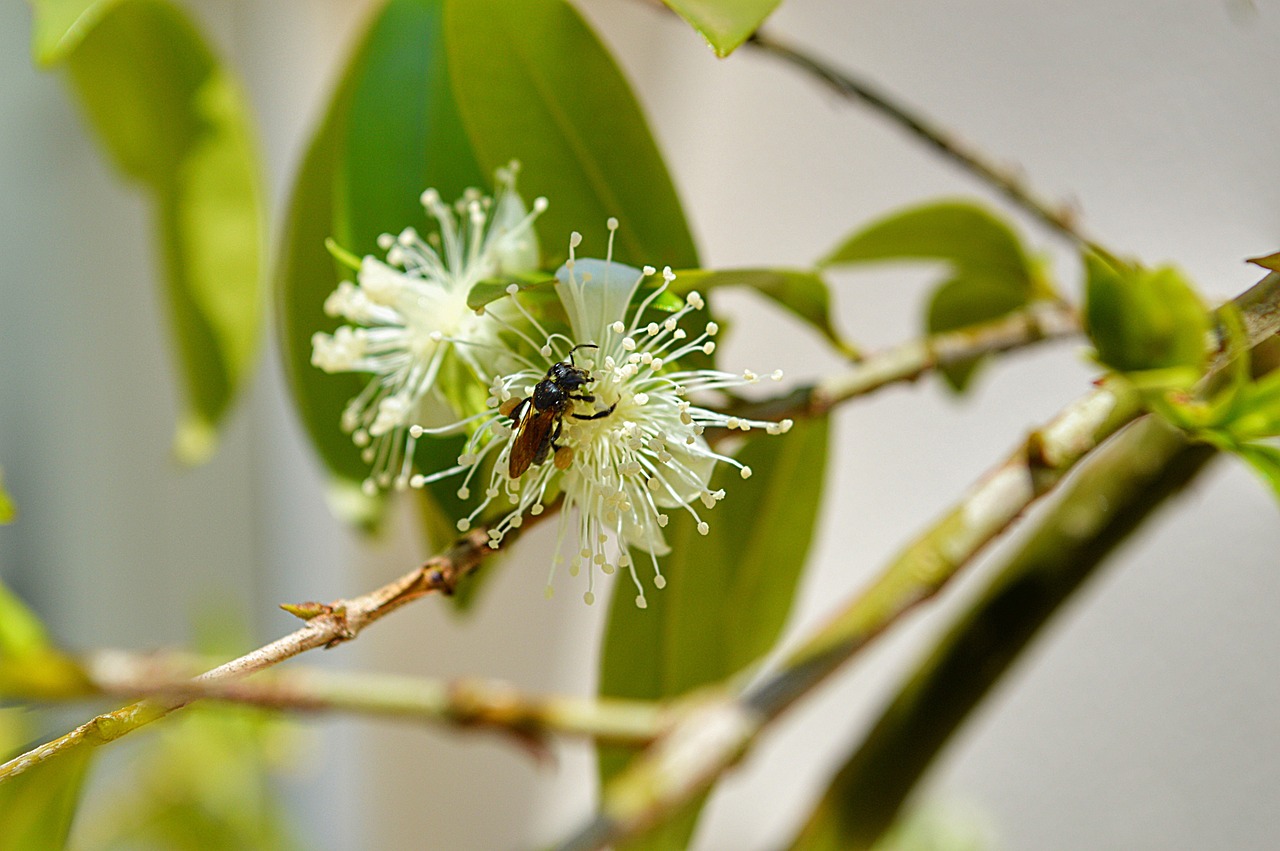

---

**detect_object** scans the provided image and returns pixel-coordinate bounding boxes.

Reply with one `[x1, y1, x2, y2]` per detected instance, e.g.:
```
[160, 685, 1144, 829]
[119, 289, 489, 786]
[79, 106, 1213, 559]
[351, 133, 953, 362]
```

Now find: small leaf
[445, 0, 699, 269]
[48, 0, 264, 463]
[0, 582, 90, 700]
[598, 417, 830, 843]
[30, 0, 115, 65]
[1230, 442, 1280, 502]
[821, 201, 1039, 392]
[673, 268, 860, 359]
[0, 468, 14, 524]
[661, 0, 782, 57]
[926, 275, 1028, 392]
[466, 274, 557, 310]
[1247, 251, 1280, 273]
[1083, 254, 1210, 375]
[821, 201, 1033, 284]
[0, 743, 93, 851]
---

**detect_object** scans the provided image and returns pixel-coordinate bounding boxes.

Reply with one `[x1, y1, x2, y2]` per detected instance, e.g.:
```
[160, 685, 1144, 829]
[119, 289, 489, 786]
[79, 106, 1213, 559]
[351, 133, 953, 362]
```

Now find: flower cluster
[313, 192, 791, 606]
[311, 164, 546, 494]
[406, 221, 791, 607]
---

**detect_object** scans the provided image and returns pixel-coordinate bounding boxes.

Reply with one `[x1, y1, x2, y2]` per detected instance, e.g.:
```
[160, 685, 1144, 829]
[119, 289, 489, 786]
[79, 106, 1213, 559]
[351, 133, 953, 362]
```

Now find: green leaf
[30, 0, 117, 65]
[820, 201, 1039, 392]
[673, 269, 860, 359]
[0, 468, 14, 524]
[661, 0, 783, 57]
[0, 582, 90, 699]
[926, 275, 1028, 392]
[1230, 442, 1280, 502]
[50, 0, 264, 463]
[0, 743, 93, 851]
[820, 201, 1033, 284]
[1247, 251, 1280, 273]
[445, 0, 699, 269]
[466, 274, 557, 311]
[277, 0, 483, 529]
[1083, 255, 1210, 375]
[332, 0, 486, 256]
[598, 417, 829, 845]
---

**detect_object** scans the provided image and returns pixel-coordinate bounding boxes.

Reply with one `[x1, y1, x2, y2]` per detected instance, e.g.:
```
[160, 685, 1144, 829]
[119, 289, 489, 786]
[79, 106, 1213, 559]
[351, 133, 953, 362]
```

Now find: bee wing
[509, 406, 556, 478]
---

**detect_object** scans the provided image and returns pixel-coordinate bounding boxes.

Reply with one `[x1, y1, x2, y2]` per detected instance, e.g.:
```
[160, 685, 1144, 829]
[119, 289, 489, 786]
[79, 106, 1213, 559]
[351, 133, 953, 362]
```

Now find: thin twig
[554, 273, 1280, 850]
[745, 29, 1114, 259]
[76, 651, 667, 748]
[0, 526, 506, 783]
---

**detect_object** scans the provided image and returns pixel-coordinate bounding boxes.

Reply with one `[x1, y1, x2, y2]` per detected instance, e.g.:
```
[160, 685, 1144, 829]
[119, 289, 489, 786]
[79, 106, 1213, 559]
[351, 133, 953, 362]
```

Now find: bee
[501, 344, 617, 478]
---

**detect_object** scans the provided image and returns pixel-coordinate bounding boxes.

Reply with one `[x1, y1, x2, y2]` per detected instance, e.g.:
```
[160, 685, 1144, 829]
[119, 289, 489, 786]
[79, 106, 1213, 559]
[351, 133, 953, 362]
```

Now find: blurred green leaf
[76, 705, 301, 851]
[30, 0, 114, 65]
[599, 417, 829, 846]
[1083, 254, 1210, 376]
[0, 585, 90, 699]
[821, 201, 1033, 283]
[445, 0, 699, 269]
[926, 274, 1027, 391]
[661, 0, 782, 57]
[673, 268, 860, 359]
[45, 0, 264, 463]
[0, 741, 93, 851]
[821, 201, 1039, 392]
[0, 468, 14, 524]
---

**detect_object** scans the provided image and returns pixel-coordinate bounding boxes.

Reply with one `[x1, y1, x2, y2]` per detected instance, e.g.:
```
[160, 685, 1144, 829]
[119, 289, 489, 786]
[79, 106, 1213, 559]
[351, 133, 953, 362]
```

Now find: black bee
[502, 344, 616, 478]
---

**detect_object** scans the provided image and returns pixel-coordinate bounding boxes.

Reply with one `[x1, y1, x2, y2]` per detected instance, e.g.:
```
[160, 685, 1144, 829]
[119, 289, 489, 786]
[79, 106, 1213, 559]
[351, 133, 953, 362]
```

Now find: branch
[0, 526, 507, 783]
[728, 300, 1080, 423]
[553, 273, 1280, 850]
[69, 651, 667, 749]
[745, 30, 1113, 258]
[793, 415, 1216, 847]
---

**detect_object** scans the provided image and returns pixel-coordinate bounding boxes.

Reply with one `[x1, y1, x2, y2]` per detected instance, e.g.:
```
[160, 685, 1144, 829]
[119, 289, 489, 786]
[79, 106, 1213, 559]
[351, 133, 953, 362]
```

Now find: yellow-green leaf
[43, 0, 264, 463]
[1083, 254, 1210, 375]
[0, 469, 14, 524]
[661, 0, 782, 57]
[0, 743, 93, 850]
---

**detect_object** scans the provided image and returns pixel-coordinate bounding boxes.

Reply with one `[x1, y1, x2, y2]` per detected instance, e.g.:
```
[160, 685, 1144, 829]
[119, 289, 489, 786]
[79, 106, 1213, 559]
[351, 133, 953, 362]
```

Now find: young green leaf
[672, 268, 860, 359]
[821, 201, 1040, 392]
[926, 274, 1028, 391]
[445, 0, 699, 269]
[820, 200, 1034, 284]
[45, 0, 264, 464]
[1083, 254, 1210, 375]
[1247, 251, 1280, 273]
[661, 0, 783, 57]
[599, 417, 830, 844]
[0, 581, 90, 700]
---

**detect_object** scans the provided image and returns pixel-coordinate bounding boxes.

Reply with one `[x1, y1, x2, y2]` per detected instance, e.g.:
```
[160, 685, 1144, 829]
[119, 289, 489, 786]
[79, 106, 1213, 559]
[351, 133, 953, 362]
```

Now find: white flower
[412, 220, 791, 608]
[310, 163, 547, 494]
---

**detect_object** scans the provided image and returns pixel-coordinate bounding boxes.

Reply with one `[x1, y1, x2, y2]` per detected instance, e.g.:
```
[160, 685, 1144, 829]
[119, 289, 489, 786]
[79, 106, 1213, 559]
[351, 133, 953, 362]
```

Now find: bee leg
[572, 401, 617, 421]
[554, 445, 574, 470]
[570, 392, 596, 403]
